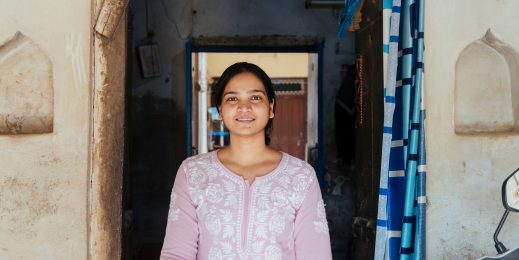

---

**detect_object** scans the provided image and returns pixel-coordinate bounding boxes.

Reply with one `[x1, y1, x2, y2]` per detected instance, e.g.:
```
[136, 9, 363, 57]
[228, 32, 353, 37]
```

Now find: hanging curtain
[375, 0, 426, 259]
[337, 0, 362, 38]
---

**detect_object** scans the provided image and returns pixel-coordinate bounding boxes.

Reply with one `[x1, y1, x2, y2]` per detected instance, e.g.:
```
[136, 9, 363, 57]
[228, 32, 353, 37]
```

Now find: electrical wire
[356, 54, 364, 127]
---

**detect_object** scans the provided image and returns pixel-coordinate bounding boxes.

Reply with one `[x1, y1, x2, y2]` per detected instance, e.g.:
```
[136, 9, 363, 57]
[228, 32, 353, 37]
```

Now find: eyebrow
[223, 89, 267, 96]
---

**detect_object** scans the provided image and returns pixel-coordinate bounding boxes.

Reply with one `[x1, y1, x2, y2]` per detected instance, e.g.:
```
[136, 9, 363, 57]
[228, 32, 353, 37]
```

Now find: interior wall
[425, 1, 519, 258]
[129, 0, 355, 245]
[206, 52, 308, 78]
[0, 1, 91, 259]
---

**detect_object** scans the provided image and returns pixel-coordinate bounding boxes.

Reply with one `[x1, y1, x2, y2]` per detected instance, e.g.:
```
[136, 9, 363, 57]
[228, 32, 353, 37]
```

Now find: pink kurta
[160, 151, 332, 260]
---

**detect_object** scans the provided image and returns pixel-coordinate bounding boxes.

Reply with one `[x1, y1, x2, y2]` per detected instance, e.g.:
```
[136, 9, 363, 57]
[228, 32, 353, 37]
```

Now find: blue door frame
[185, 41, 326, 188]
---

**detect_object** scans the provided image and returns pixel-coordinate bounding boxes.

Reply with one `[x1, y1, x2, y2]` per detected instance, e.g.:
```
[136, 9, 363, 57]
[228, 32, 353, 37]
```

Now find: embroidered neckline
[211, 150, 289, 184]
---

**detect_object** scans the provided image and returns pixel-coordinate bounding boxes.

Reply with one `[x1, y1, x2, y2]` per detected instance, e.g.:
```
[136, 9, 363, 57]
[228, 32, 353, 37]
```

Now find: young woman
[160, 62, 332, 260]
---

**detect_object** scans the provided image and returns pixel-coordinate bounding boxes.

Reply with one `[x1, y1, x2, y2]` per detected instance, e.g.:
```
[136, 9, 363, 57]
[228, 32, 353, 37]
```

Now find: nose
[237, 100, 251, 111]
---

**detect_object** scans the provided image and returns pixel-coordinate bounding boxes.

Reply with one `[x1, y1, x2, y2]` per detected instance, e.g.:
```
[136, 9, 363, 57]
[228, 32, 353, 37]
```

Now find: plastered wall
[425, 1, 519, 258]
[0, 1, 92, 259]
[205, 53, 308, 78]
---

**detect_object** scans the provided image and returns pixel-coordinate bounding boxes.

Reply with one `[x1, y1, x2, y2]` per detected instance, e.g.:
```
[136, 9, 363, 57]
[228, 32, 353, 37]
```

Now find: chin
[231, 130, 265, 139]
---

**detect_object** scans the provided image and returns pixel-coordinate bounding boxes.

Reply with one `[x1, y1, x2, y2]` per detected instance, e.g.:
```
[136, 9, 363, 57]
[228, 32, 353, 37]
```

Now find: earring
[269, 114, 274, 119]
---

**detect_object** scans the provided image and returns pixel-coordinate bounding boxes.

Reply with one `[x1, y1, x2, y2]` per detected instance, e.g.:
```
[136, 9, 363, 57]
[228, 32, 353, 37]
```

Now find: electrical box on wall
[138, 44, 161, 78]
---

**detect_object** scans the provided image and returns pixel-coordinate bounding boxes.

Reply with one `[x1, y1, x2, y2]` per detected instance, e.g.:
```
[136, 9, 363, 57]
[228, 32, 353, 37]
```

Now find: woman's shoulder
[282, 152, 314, 169]
[277, 152, 318, 205]
[281, 152, 316, 175]
[181, 151, 216, 169]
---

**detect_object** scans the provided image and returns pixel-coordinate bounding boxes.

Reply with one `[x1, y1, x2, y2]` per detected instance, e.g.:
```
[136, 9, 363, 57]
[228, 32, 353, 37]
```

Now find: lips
[235, 114, 256, 122]
[235, 117, 255, 122]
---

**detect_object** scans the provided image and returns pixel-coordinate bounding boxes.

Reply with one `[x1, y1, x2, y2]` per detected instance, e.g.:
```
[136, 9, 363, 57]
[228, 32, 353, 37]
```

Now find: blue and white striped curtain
[375, 0, 426, 259]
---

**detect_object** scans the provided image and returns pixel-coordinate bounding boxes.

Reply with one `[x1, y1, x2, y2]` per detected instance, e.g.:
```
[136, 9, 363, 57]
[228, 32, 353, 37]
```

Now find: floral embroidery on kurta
[160, 151, 332, 260]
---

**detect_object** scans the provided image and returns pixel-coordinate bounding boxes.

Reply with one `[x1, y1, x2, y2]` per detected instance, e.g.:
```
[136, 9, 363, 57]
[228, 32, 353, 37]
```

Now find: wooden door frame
[89, 0, 128, 259]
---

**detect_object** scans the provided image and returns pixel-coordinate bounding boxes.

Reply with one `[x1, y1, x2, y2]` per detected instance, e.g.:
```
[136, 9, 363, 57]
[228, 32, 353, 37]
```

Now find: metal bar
[317, 40, 326, 190]
[494, 209, 510, 254]
[185, 41, 193, 157]
[198, 53, 208, 154]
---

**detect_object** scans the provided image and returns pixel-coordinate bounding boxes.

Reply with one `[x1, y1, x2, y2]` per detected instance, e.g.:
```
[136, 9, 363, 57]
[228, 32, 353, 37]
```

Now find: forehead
[224, 72, 266, 92]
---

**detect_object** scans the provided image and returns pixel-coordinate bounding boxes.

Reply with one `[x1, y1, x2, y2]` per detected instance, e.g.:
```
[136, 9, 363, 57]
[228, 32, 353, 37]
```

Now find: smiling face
[219, 72, 274, 142]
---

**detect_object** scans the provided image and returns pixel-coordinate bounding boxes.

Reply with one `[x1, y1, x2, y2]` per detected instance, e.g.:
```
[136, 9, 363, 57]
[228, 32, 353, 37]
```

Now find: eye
[225, 96, 238, 103]
[251, 95, 263, 101]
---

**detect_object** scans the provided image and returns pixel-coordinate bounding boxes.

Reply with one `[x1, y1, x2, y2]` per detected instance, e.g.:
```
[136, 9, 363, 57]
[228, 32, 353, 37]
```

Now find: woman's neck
[218, 135, 282, 183]
[222, 136, 270, 165]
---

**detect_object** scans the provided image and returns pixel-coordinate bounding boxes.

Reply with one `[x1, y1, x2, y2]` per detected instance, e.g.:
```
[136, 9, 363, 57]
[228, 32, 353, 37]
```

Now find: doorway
[123, 1, 384, 258]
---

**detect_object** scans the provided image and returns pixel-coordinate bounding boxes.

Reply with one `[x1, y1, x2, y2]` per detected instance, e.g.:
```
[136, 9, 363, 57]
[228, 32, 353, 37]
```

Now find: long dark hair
[214, 62, 276, 145]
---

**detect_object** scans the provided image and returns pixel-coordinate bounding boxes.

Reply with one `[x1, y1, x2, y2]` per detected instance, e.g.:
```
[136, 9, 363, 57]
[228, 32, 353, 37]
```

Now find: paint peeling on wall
[0, 176, 59, 237]
[0, 32, 53, 134]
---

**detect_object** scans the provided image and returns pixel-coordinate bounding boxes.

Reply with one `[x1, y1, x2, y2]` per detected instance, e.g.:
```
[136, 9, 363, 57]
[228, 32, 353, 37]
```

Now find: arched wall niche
[0, 32, 53, 134]
[454, 29, 519, 134]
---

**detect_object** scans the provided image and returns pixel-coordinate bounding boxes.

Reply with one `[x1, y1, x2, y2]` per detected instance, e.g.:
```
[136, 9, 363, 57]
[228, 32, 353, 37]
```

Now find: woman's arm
[293, 172, 333, 260]
[160, 163, 199, 260]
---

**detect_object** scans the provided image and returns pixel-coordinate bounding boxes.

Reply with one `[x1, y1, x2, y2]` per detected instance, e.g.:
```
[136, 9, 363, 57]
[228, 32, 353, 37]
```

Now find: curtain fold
[375, 0, 426, 259]
[337, 0, 362, 38]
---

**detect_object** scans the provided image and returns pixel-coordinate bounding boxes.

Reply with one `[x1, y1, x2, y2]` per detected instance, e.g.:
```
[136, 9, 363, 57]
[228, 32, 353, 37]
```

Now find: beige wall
[0, 1, 91, 259]
[206, 53, 308, 79]
[425, 1, 519, 258]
